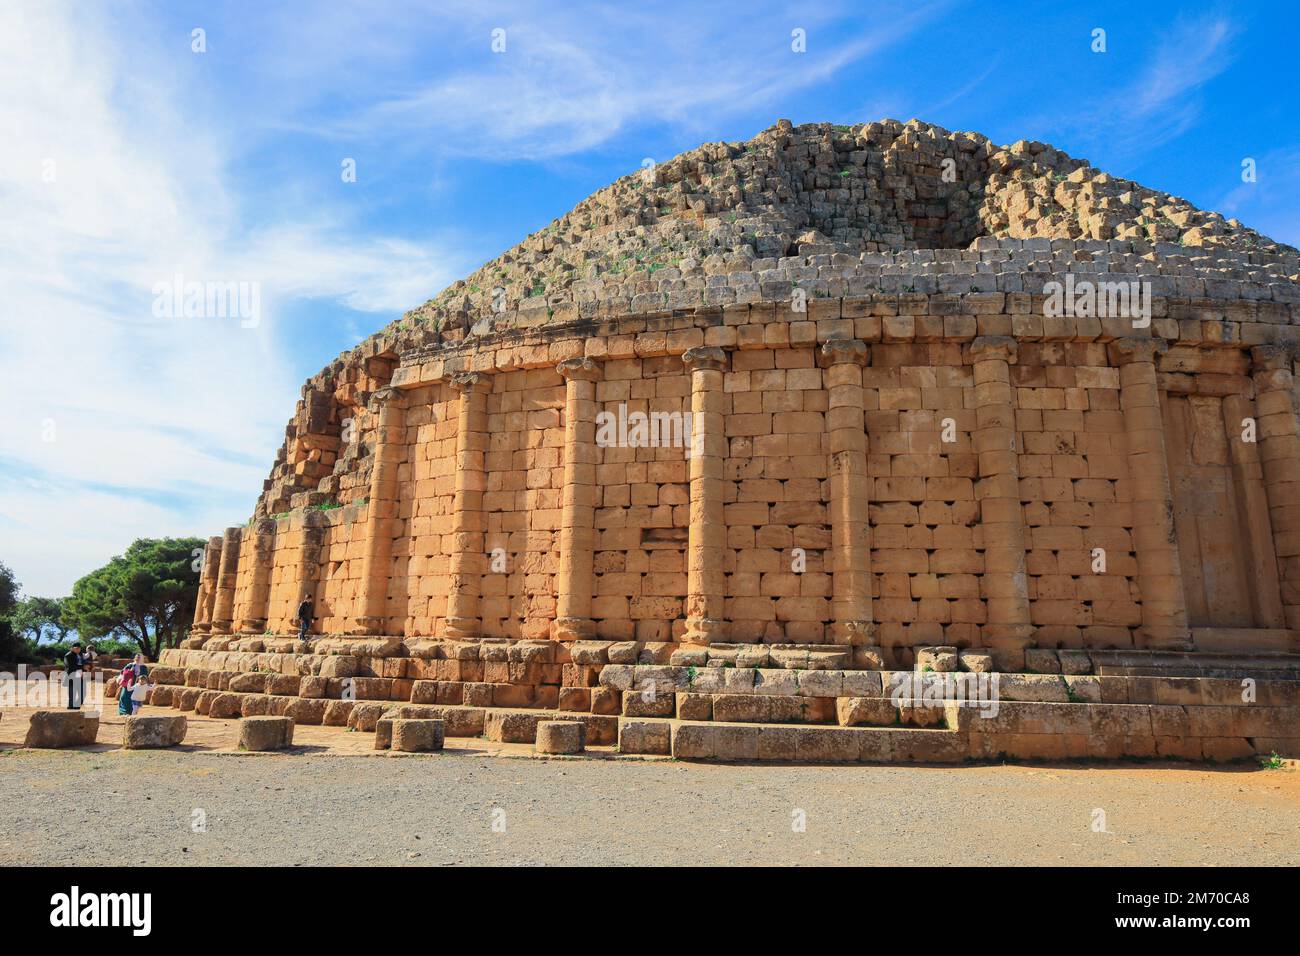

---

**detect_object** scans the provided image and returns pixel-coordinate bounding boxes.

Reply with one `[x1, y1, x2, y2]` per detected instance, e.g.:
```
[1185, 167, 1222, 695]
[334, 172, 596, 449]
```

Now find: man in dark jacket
[65, 642, 84, 709]
[297, 598, 314, 642]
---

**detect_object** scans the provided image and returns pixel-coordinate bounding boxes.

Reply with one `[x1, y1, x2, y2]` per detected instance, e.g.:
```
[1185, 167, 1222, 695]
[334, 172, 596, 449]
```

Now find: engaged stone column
[294, 510, 327, 638]
[682, 346, 728, 645]
[1251, 345, 1300, 629]
[209, 526, 243, 635]
[1222, 389, 1286, 629]
[1109, 337, 1190, 649]
[236, 519, 277, 633]
[553, 358, 602, 641]
[821, 339, 874, 645]
[192, 534, 223, 634]
[444, 372, 491, 641]
[353, 387, 407, 635]
[971, 336, 1033, 663]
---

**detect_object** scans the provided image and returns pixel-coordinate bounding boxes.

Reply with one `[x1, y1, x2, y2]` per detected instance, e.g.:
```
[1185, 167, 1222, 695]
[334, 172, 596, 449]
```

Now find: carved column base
[237, 618, 267, 634]
[1142, 625, 1194, 651]
[443, 617, 481, 641]
[982, 623, 1035, 670]
[210, 620, 233, 635]
[190, 623, 212, 635]
[551, 616, 595, 641]
[350, 616, 384, 636]
[683, 616, 727, 645]
[829, 620, 876, 645]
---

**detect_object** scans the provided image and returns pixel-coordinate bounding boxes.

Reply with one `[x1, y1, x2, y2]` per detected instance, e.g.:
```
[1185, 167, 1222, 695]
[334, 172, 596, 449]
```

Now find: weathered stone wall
[193, 279, 1300, 668]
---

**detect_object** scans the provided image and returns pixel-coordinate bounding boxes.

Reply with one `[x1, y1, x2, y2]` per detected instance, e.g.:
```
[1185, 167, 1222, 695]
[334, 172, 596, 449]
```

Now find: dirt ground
[2, 696, 1297, 866]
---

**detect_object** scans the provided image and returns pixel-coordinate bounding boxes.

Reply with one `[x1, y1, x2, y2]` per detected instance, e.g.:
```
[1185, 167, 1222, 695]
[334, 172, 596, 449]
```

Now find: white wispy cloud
[300, 1, 946, 159]
[0, 1, 465, 595]
[1046, 14, 1238, 166]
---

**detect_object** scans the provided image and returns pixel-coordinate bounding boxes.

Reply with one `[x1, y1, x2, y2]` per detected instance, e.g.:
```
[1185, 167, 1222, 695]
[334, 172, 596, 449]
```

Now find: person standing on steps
[296, 597, 315, 642]
[64, 641, 84, 709]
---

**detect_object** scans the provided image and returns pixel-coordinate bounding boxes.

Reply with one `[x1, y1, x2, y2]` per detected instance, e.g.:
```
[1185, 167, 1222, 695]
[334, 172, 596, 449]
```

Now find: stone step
[668, 719, 968, 763]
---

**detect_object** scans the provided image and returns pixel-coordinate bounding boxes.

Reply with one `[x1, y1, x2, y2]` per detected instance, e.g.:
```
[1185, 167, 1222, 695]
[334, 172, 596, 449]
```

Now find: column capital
[1107, 336, 1168, 366]
[1250, 344, 1295, 373]
[448, 371, 491, 394]
[818, 338, 869, 367]
[970, 335, 1018, 363]
[682, 346, 727, 373]
[556, 356, 602, 382]
[368, 385, 406, 410]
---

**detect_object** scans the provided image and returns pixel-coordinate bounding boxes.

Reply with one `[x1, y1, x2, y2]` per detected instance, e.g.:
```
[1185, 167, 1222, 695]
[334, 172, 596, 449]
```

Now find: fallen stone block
[391, 718, 445, 753]
[122, 715, 187, 749]
[238, 716, 294, 751]
[23, 711, 99, 748]
[535, 720, 584, 755]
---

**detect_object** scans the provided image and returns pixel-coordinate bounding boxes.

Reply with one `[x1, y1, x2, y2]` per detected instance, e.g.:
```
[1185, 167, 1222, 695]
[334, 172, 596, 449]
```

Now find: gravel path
[2, 748, 1296, 866]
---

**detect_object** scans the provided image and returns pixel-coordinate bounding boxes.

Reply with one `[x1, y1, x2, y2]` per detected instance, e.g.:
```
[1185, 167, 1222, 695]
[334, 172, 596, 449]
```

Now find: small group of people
[62, 641, 151, 715]
[116, 654, 151, 715]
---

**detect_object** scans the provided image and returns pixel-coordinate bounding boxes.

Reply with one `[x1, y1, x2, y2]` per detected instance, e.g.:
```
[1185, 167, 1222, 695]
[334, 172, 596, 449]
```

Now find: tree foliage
[0, 560, 25, 662]
[62, 537, 203, 660]
[10, 595, 70, 642]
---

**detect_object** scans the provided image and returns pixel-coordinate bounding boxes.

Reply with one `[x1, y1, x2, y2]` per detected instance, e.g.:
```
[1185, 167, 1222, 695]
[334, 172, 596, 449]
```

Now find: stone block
[591, 686, 622, 715]
[208, 692, 245, 719]
[391, 718, 445, 752]
[676, 693, 713, 721]
[238, 716, 294, 751]
[557, 687, 591, 711]
[484, 711, 542, 743]
[958, 650, 995, 673]
[23, 711, 100, 748]
[837, 696, 896, 727]
[622, 688, 675, 717]
[535, 720, 584, 754]
[916, 646, 959, 672]
[228, 672, 268, 694]
[322, 700, 355, 726]
[618, 718, 671, 755]
[122, 715, 187, 749]
[1057, 649, 1092, 675]
[1023, 649, 1061, 673]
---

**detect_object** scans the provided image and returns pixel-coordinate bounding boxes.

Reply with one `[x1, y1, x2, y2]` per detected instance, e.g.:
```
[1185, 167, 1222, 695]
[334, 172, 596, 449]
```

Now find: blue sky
[2, 0, 1297, 596]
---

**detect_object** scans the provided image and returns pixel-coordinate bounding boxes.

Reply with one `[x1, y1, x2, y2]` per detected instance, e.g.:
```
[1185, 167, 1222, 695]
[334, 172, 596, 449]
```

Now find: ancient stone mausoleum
[165, 120, 1300, 763]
